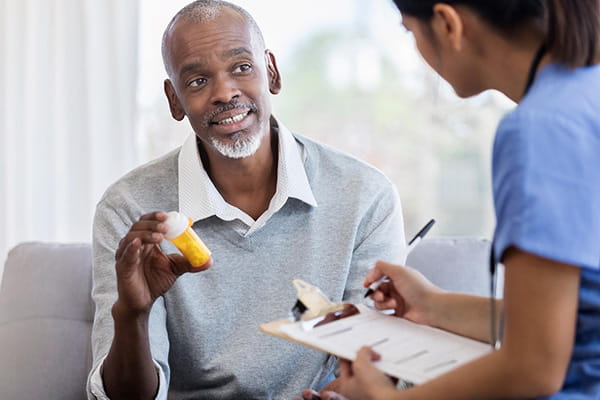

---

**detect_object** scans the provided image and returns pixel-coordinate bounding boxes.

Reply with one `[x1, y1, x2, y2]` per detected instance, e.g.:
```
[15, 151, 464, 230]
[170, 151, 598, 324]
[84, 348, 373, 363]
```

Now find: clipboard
[260, 304, 490, 385]
[259, 318, 330, 353]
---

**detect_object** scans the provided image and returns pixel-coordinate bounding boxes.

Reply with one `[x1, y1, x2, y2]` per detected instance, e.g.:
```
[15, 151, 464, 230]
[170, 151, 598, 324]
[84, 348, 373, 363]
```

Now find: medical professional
[299, 0, 600, 399]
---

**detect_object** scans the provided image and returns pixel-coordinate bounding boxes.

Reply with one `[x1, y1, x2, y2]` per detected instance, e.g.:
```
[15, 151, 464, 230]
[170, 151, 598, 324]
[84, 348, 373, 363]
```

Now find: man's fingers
[129, 219, 168, 235]
[195, 257, 213, 271]
[115, 237, 141, 269]
[126, 230, 163, 244]
[168, 254, 212, 275]
[139, 211, 168, 221]
[115, 213, 172, 261]
[115, 231, 163, 260]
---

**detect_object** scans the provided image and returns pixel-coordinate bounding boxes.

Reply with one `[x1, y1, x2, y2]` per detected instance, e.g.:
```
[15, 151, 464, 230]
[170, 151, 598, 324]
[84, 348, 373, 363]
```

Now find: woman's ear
[431, 4, 464, 52]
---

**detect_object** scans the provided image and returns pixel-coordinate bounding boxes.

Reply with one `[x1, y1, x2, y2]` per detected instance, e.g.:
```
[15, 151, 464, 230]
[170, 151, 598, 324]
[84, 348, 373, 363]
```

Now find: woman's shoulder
[493, 64, 600, 197]
[496, 63, 600, 149]
[520, 63, 600, 116]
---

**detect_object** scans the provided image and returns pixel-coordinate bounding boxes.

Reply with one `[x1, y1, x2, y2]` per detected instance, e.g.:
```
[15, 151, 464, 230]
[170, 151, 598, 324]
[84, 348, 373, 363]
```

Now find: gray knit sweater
[88, 133, 405, 399]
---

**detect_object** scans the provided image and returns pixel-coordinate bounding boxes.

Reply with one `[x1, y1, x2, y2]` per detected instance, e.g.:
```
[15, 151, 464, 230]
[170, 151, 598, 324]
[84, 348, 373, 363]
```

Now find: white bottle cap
[163, 211, 189, 239]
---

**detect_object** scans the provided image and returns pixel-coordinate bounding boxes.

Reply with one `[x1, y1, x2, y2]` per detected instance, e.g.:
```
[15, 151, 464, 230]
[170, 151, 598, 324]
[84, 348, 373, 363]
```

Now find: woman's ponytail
[546, 0, 600, 67]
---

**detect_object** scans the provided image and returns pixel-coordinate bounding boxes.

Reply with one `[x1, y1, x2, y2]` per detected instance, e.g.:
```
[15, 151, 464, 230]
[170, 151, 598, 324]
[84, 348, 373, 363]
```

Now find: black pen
[364, 218, 436, 298]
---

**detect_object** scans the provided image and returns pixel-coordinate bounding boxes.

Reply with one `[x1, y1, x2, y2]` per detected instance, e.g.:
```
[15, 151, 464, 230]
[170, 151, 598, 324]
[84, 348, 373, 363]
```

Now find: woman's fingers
[356, 346, 381, 362]
[321, 392, 350, 400]
[364, 261, 404, 287]
[299, 389, 322, 400]
[338, 358, 353, 379]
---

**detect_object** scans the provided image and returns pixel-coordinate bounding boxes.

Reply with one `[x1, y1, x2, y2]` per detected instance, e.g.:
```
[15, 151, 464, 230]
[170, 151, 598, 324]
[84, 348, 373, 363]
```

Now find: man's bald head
[161, 0, 266, 78]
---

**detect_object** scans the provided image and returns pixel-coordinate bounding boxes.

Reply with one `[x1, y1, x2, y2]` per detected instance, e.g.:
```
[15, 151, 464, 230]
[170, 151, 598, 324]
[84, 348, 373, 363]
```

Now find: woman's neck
[482, 29, 549, 102]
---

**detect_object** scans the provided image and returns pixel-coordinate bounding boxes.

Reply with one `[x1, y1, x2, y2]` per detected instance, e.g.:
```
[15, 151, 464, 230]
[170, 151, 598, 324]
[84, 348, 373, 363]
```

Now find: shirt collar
[178, 116, 317, 223]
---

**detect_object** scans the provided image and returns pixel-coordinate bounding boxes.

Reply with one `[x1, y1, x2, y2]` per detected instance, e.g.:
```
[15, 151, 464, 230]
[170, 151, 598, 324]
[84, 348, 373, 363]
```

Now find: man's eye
[233, 64, 252, 73]
[188, 78, 206, 87]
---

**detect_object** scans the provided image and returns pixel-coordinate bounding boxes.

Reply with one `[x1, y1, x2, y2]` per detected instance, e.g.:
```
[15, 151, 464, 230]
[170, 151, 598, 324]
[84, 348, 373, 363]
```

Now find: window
[137, 0, 513, 237]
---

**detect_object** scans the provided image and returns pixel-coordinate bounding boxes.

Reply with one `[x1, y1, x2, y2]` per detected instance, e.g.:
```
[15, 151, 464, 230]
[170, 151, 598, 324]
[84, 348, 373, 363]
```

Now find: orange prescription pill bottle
[163, 211, 211, 267]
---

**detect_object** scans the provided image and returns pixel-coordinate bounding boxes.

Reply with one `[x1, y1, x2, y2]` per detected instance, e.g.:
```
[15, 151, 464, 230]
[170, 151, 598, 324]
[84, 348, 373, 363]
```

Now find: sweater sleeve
[344, 183, 406, 304]
[86, 197, 171, 399]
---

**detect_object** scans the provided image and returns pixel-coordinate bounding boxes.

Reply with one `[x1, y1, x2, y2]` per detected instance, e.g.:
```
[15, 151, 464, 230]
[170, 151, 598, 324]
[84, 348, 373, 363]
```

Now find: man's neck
[199, 130, 279, 220]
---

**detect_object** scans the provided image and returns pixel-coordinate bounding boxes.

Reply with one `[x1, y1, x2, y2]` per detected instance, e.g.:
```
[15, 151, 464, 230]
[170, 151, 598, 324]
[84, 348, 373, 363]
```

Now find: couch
[0, 237, 490, 400]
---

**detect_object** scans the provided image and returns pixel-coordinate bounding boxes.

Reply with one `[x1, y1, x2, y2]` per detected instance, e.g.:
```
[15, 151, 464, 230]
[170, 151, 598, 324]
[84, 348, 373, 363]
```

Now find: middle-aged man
[87, 1, 406, 399]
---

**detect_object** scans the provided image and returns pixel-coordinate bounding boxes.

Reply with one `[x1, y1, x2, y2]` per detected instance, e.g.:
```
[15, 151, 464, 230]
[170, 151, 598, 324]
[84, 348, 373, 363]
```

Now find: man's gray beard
[209, 130, 263, 159]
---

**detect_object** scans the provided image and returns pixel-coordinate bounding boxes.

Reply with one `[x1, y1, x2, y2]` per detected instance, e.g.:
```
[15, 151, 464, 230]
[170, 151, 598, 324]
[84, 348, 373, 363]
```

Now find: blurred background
[0, 0, 513, 279]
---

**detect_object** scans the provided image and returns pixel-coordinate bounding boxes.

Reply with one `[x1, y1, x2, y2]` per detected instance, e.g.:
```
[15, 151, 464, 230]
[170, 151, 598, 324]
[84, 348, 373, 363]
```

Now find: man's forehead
[168, 15, 258, 54]
[171, 9, 253, 42]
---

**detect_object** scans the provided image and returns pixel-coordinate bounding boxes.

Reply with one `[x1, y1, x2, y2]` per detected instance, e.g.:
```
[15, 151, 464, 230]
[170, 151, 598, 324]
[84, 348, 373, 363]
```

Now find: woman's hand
[296, 348, 397, 400]
[364, 261, 442, 325]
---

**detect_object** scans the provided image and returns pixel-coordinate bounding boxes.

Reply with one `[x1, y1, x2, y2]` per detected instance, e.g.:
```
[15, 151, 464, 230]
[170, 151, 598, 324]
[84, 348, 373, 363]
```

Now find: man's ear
[164, 79, 186, 121]
[265, 50, 282, 95]
[431, 4, 464, 51]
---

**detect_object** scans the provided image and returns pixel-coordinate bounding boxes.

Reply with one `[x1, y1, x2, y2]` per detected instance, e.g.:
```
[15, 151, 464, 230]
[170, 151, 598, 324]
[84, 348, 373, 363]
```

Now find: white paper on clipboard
[272, 304, 490, 385]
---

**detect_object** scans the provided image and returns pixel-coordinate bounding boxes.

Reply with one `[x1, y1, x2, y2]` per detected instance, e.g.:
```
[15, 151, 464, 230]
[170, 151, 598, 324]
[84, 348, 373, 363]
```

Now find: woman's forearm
[426, 292, 498, 343]
[389, 345, 560, 400]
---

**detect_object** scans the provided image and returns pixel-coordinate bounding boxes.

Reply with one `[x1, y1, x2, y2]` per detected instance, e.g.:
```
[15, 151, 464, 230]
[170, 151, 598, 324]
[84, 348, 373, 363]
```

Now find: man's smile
[214, 110, 250, 125]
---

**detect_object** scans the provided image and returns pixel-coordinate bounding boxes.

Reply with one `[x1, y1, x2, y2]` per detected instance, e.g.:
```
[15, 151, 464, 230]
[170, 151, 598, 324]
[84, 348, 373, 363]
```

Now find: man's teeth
[216, 111, 249, 125]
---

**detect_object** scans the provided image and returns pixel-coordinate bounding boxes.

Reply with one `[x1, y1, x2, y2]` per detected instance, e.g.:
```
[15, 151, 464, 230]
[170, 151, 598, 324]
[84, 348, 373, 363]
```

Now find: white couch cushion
[0, 242, 93, 400]
[407, 237, 490, 296]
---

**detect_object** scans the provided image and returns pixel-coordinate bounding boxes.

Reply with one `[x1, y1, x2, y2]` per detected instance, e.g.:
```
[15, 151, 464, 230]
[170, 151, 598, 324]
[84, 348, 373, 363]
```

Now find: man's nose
[210, 75, 241, 105]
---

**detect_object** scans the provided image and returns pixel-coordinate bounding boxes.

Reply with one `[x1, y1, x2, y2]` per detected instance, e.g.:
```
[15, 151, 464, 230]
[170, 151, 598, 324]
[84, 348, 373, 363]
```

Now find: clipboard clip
[290, 279, 345, 322]
[289, 278, 360, 330]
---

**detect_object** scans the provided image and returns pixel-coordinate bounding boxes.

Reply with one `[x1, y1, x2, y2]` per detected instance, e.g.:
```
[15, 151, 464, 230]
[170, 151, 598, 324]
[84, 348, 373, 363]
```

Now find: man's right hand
[113, 211, 212, 317]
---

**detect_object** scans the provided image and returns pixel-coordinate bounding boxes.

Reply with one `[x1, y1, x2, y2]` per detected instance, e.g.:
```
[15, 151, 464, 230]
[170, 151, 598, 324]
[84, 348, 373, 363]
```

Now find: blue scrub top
[492, 63, 600, 398]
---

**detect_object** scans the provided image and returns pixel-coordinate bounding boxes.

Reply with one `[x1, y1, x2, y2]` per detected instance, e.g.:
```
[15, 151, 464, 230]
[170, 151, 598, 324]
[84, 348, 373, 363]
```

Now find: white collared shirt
[177, 118, 318, 236]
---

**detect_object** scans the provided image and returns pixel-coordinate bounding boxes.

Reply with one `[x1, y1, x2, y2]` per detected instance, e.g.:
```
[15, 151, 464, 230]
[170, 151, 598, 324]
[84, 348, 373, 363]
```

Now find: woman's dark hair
[393, 0, 600, 67]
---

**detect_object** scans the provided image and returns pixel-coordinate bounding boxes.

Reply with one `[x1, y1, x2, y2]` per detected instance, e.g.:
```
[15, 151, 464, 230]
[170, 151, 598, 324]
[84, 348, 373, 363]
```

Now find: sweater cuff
[88, 355, 167, 399]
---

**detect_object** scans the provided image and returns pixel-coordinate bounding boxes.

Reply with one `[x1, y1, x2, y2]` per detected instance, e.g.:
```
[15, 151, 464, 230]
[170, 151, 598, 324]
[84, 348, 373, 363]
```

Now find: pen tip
[364, 289, 374, 298]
